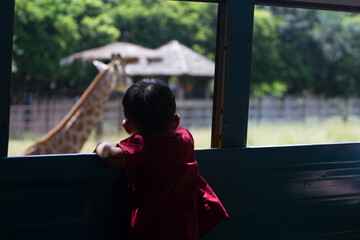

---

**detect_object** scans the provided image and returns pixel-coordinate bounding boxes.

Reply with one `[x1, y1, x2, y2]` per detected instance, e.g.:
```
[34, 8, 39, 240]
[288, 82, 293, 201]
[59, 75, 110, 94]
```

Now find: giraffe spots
[49, 134, 60, 147]
[74, 121, 84, 132]
[85, 126, 93, 135]
[48, 146, 57, 154]
[57, 137, 63, 146]
[85, 118, 94, 127]
[80, 134, 87, 144]
[93, 109, 101, 119]
[63, 131, 72, 146]
[86, 108, 94, 116]
[59, 145, 71, 153]
[72, 135, 79, 146]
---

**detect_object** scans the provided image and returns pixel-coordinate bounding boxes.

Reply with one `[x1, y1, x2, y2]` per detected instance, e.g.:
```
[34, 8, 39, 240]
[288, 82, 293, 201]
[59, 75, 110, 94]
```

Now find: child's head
[122, 78, 178, 135]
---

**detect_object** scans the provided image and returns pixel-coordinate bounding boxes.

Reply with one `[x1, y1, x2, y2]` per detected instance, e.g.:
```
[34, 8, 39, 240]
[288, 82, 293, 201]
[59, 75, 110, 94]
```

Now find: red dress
[118, 127, 228, 240]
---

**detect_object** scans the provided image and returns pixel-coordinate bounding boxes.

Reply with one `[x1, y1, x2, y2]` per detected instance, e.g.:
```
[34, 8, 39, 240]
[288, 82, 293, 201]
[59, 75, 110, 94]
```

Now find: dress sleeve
[197, 176, 229, 238]
[117, 134, 145, 168]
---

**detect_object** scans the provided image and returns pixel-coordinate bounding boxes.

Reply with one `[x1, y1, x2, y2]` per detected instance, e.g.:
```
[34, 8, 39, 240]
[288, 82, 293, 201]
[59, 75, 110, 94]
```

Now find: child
[94, 79, 228, 240]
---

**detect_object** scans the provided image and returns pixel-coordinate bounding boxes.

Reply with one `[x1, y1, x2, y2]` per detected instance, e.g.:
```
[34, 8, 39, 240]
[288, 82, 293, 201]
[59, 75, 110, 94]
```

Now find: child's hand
[93, 142, 104, 153]
[94, 142, 126, 168]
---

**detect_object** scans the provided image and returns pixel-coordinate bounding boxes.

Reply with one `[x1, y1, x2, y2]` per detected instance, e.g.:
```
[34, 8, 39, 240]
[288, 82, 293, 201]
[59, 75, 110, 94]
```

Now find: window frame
[2, 0, 360, 156]
[0, 0, 14, 157]
[177, 0, 360, 148]
[256, 0, 360, 12]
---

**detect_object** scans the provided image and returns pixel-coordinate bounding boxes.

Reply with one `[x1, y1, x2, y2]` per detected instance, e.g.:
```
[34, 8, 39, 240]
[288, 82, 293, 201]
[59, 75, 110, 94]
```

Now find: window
[8, 0, 218, 156]
[247, 6, 360, 146]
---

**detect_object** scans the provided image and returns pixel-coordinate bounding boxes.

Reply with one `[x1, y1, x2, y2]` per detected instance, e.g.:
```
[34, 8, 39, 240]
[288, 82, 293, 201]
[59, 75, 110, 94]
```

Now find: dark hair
[122, 78, 176, 134]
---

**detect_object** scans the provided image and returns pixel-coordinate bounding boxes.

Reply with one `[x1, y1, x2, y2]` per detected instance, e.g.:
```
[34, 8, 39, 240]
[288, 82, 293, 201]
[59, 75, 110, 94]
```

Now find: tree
[333, 14, 360, 96]
[13, 0, 219, 102]
[12, 0, 120, 103]
[13, 1, 360, 101]
[251, 8, 288, 98]
[270, 7, 318, 95]
[110, 0, 217, 59]
[310, 11, 360, 96]
[268, 7, 360, 97]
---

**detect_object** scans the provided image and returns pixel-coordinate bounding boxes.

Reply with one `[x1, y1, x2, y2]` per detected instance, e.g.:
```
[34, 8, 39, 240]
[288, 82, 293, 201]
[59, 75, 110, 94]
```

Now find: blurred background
[9, 0, 360, 156]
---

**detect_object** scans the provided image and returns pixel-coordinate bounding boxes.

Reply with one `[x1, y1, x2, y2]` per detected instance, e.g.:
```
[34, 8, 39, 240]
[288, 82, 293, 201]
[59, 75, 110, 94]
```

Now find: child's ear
[170, 114, 180, 129]
[122, 119, 134, 135]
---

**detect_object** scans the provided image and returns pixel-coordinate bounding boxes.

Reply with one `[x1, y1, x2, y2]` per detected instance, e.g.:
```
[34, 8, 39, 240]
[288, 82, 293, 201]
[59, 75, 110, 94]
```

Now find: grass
[81, 127, 212, 153]
[247, 116, 360, 146]
[8, 117, 360, 156]
[7, 127, 212, 156]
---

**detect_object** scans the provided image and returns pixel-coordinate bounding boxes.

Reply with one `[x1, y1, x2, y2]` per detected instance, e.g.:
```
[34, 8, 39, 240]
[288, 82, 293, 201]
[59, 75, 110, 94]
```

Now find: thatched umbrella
[125, 40, 215, 77]
[124, 40, 214, 99]
[60, 40, 215, 99]
[60, 40, 214, 77]
[60, 42, 160, 66]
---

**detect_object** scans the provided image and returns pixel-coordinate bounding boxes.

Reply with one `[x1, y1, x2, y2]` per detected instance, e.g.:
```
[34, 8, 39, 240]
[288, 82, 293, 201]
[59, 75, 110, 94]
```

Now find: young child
[94, 79, 228, 240]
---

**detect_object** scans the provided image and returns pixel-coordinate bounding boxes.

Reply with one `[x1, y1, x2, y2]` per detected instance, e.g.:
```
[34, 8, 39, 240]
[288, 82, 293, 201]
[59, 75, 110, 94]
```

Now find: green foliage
[12, 0, 119, 102]
[336, 14, 360, 96]
[251, 9, 284, 97]
[11, 1, 360, 102]
[252, 81, 288, 99]
[263, 7, 360, 98]
[266, 8, 319, 96]
[109, 1, 217, 59]
[12, 0, 218, 102]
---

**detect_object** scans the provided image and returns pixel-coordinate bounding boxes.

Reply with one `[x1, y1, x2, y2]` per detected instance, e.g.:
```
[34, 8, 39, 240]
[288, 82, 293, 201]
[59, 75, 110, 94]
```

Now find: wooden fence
[9, 96, 360, 138]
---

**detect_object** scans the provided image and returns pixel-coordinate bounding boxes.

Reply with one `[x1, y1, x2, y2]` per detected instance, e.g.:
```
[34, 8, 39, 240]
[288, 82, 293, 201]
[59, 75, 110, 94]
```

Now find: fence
[9, 96, 360, 138]
[248, 96, 360, 122]
[9, 99, 213, 139]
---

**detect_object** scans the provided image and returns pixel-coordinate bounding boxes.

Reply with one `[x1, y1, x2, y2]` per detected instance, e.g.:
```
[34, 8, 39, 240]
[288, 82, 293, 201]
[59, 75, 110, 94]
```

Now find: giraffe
[24, 54, 133, 155]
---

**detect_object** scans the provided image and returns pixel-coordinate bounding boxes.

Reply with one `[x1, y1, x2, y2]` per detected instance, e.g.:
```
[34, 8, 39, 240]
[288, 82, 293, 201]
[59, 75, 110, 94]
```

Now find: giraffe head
[93, 53, 133, 93]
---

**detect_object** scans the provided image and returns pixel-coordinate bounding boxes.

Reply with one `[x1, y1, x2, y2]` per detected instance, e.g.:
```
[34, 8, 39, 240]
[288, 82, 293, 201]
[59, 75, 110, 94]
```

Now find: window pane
[248, 6, 360, 146]
[9, 0, 217, 156]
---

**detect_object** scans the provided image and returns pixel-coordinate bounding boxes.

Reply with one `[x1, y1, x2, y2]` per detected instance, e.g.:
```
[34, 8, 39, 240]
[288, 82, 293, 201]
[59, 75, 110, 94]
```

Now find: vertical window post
[211, 0, 229, 148]
[217, 0, 254, 148]
[0, 1, 15, 157]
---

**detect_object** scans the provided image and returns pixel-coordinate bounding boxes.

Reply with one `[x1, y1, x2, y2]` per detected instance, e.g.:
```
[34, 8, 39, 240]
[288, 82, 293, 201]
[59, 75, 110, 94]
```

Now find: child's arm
[94, 142, 126, 168]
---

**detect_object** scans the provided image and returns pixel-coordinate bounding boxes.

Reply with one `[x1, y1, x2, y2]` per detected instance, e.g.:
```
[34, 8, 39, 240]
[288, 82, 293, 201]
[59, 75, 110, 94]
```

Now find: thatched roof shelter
[59, 40, 214, 99]
[60, 40, 215, 78]
[126, 40, 215, 77]
[60, 42, 160, 66]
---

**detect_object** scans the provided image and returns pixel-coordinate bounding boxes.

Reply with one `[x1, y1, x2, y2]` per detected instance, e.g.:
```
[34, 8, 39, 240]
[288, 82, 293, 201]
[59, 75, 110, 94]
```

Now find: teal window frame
[177, 0, 360, 148]
[2, 0, 360, 156]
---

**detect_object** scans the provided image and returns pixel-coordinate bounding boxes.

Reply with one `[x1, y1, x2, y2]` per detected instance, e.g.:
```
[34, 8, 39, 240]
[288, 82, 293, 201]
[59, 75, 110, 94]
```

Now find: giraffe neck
[24, 68, 114, 155]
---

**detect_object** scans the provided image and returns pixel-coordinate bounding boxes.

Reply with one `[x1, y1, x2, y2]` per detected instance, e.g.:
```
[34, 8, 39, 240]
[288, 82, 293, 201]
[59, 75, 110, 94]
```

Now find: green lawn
[7, 128, 212, 156]
[247, 116, 360, 146]
[8, 117, 360, 156]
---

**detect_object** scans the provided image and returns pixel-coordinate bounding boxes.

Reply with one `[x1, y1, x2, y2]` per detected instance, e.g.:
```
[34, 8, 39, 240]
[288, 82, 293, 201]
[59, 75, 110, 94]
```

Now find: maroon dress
[118, 127, 228, 240]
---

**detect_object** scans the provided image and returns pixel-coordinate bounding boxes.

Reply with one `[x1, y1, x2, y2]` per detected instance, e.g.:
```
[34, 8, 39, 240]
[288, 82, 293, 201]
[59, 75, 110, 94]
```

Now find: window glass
[9, 0, 217, 156]
[248, 6, 360, 146]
